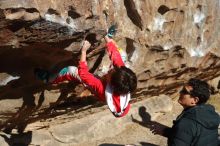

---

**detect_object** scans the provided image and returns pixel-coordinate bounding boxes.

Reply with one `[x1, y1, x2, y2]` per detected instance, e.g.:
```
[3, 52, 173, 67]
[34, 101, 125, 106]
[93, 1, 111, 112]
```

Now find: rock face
[0, 0, 220, 143]
[0, 95, 175, 146]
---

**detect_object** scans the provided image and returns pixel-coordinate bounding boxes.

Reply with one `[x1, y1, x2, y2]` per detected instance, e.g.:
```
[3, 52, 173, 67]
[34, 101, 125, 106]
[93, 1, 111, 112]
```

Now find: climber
[35, 25, 137, 117]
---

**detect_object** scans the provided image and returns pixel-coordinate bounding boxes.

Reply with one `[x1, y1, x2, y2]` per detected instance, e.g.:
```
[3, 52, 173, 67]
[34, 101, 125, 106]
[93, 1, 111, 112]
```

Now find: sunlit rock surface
[0, 0, 220, 145]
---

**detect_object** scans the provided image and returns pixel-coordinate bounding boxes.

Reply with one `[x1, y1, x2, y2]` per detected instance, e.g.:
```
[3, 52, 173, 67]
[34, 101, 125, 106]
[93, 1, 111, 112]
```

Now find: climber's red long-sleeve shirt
[78, 41, 130, 117]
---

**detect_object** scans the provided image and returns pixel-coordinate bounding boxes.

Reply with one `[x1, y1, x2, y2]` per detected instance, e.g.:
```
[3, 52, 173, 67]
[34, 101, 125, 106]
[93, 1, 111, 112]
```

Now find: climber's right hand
[81, 40, 91, 52]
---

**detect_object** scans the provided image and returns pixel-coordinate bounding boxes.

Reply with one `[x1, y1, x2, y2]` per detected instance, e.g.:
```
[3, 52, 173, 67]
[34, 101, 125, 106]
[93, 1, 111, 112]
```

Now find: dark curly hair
[187, 78, 210, 104]
[110, 66, 137, 95]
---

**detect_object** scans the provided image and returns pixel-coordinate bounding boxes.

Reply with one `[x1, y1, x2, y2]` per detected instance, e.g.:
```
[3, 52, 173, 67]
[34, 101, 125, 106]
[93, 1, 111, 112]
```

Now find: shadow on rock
[0, 131, 32, 146]
[0, 28, 107, 134]
[131, 106, 170, 137]
[139, 142, 159, 146]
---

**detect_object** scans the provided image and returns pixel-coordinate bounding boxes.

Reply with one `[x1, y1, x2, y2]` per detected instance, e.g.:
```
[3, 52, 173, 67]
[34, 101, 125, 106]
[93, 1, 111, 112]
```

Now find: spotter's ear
[192, 97, 199, 105]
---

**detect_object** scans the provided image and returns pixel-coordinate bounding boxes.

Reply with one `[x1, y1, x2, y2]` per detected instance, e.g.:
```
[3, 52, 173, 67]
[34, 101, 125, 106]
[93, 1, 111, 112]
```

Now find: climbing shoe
[34, 68, 50, 83]
[107, 24, 117, 38]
